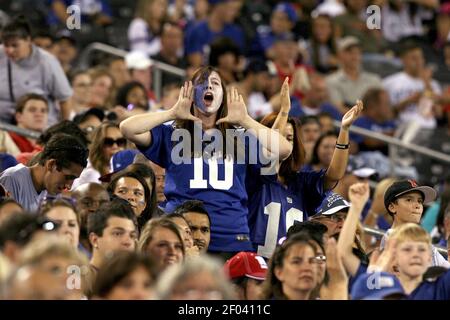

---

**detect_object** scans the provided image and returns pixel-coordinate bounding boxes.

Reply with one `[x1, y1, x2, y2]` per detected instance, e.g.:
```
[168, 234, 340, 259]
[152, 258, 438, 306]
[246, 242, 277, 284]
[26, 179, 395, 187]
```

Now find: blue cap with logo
[99, 149, 140, 182]
[351, 272, 406, 300]
[312, 192, 350, 217]
[274, 2, 298, 23]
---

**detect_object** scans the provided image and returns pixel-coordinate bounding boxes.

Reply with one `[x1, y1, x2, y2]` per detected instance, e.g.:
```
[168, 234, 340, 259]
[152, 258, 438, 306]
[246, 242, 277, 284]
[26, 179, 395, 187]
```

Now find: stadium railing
[363, 226, 448, 255]
[76, 42, 186, 101]
[333, 120, 450, 175]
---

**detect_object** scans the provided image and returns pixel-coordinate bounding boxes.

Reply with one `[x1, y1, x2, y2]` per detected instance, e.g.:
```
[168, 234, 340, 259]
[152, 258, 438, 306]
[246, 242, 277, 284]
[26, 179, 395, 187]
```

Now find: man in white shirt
[383, 42, 442, 130]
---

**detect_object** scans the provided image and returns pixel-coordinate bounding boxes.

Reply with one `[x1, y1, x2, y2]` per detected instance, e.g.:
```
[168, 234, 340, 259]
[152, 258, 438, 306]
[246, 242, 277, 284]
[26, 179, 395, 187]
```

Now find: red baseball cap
[224, 252, 268, 281]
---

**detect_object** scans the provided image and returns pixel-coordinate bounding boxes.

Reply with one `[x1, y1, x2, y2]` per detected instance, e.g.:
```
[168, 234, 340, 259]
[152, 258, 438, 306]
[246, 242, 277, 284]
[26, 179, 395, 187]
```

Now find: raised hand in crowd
[323, 101, 363, 190]
[216, 87, 248, 127]
[320, 238, 349, 300]
[170, 81, 200, 122]
[367, 238, 397, 275]
[341, 100, 363, 130]
[271, 77, 290, 132]
[337, 182, 370, 276]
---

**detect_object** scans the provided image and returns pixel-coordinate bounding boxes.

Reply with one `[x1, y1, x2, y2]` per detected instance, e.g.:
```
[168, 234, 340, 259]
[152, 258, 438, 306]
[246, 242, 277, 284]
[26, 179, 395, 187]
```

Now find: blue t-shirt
[47, 0, 112, 26]
[138, 124, 267, 252]
[184, 21, 245, 57]
[288, 98, 342, 121]
[255, 28, 275, 53]
[348, 263, 368, 294]
[246, 168, 326, 258]
[408, 270, 450, 300]
[351, 117, 396, 144]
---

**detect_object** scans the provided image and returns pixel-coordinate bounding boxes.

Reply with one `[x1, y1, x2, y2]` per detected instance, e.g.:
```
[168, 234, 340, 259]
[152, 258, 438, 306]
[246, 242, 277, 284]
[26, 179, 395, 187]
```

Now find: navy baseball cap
[312, 193, 350, 217]
[245, 59, 269, 75]
[274, 2, 298, 23]
[73, 108, 105, 125]
[99, 149, 140, 182]
[0, 153, 18, 172]
[384, 179, 437, 213]
[351, 272, 406, 300]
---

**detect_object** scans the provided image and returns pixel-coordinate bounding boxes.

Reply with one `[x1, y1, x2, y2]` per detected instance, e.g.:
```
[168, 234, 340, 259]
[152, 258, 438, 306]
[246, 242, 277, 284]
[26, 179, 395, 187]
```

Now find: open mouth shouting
[203, 92, 214, 107]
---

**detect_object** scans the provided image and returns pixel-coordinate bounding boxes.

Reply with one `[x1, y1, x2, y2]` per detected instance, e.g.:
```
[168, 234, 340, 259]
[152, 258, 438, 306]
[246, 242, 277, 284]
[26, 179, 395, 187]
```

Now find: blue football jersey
[138, 123, 268, 252]
[246, 167, 327, 258]
[408, 270, 450, 300]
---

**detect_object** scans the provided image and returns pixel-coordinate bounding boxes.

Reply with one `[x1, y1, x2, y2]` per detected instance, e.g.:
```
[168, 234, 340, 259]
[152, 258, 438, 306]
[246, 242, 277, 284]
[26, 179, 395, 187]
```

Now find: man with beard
[173, 200, 211, 253]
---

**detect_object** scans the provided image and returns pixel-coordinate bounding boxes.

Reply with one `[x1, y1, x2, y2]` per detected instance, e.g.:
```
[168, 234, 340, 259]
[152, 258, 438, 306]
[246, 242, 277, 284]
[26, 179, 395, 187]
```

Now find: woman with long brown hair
[247, 78, 362, 259]
[121, 66, 292, 255]
[261, 233, 321, 300]
[72, 122, 126, 189]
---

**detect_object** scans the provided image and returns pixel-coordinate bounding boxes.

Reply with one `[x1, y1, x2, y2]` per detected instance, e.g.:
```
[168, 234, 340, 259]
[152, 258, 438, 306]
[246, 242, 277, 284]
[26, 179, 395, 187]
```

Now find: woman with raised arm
[247, 78, 363, 259]
[337, 181, 373, 293]
[120, 66, 292, 256]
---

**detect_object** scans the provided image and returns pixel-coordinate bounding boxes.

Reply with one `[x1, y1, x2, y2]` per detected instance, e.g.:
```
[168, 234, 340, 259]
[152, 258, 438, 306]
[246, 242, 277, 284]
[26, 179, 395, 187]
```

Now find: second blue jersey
[246, 167, 327, 258]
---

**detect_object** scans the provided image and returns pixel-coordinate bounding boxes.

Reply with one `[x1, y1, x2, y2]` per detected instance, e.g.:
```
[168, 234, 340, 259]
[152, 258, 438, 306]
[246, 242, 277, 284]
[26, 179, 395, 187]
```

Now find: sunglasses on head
[16, 217, 60, 244]
[103, 137, 126, 147]
[38, 193, 77, 211]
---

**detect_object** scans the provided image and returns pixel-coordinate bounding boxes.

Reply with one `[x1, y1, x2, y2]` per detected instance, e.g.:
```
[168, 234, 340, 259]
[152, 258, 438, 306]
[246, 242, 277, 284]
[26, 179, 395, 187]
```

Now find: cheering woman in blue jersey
[247, 78, 363, 258]
[120, 66, 292, 255]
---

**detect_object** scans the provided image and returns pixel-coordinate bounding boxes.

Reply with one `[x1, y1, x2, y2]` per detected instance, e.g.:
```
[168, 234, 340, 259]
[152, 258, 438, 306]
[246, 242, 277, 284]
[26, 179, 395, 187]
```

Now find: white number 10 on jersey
[257, 202, 303, 258]
[189, 156, 234, 190]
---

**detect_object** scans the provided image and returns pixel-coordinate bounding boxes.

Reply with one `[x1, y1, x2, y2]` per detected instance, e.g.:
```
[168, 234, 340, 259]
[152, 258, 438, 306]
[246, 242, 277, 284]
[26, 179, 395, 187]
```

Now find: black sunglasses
[103, 137, 126, 147]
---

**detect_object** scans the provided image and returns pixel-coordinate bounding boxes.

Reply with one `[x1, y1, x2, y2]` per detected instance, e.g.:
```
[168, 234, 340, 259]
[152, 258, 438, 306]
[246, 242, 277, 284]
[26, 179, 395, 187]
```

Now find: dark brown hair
[175, 66, 244, 158]
[261, 233, 318, 300]
[310, 14, 337, 71]
[91, 251, 157, 298]
[107, 171, 153, 231]
[310, 130, 338, 166]
[260, 113, 305, 183]
[89, 122, 124, 175]
[15, 93, 48, 114]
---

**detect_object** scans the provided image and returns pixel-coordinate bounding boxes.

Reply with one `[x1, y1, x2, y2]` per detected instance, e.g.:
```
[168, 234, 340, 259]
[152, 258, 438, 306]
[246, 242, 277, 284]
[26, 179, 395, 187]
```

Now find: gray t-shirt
[0, 163, 42, 212]
[0, 44, 73, 126]
[326, 69, 382, 107]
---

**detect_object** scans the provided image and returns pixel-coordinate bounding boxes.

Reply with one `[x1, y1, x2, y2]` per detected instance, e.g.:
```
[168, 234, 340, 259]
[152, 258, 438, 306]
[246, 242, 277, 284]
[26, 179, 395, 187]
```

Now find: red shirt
[8, 132, 36, 153]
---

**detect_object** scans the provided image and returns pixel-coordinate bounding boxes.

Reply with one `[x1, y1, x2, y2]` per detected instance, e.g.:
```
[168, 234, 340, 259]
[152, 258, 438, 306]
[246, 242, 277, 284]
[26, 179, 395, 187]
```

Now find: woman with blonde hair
[156, 255, 236, 300]
[17, 237, 89, 300]
[138, 217, 185, 275]
[40, 198, 80, 250]
[72, 122, 126, 189]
